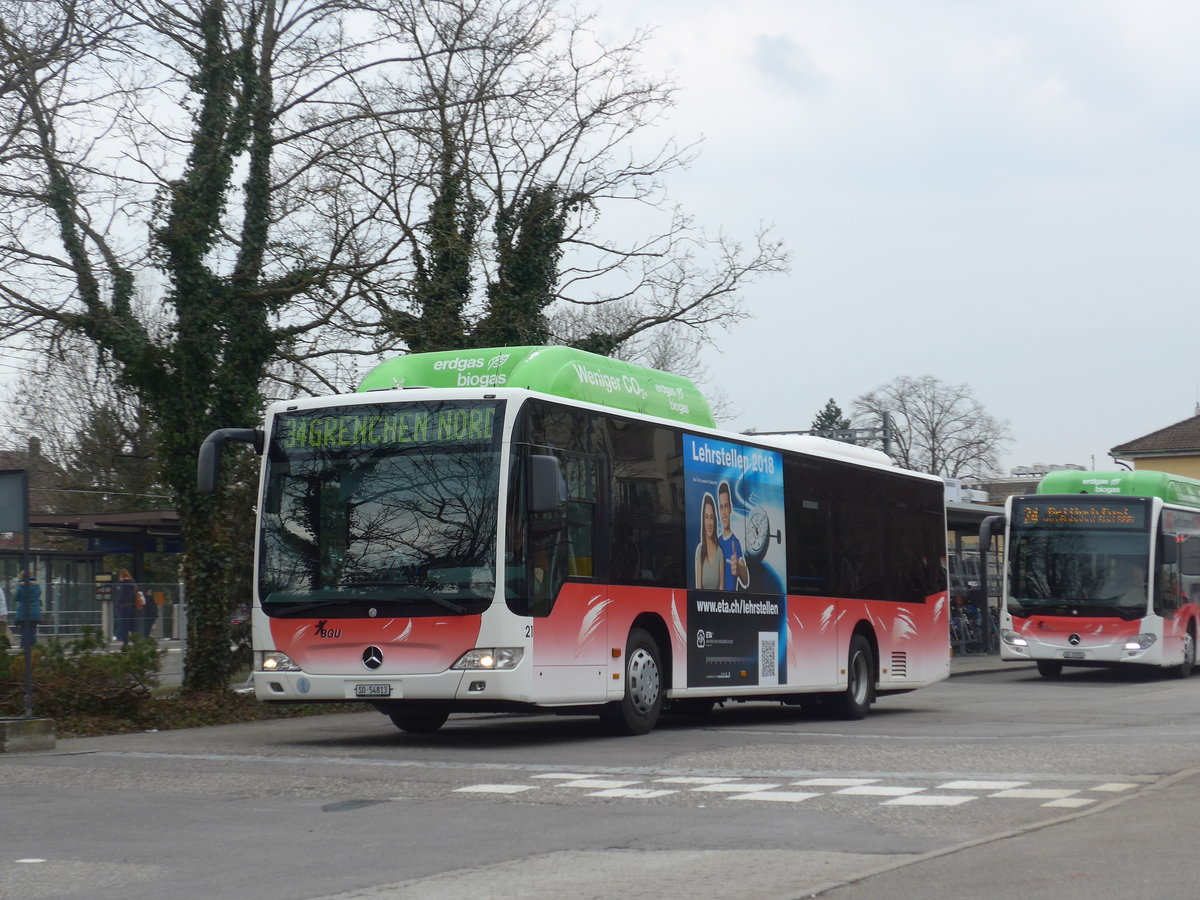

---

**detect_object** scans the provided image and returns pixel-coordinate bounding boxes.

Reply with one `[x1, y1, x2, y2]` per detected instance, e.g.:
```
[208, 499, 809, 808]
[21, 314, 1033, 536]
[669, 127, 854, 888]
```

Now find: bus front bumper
[1000, 632, 1159, 665]
[251, 667, 533, 703]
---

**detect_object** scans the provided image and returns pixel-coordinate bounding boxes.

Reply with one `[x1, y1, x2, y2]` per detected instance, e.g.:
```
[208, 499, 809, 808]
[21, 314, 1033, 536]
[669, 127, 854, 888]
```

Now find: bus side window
[561, 452, 598, 579]
[609, 421, 684, 587]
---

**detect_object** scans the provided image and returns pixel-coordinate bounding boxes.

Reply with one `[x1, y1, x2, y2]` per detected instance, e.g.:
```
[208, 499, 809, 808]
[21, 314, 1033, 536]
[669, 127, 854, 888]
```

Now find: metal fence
[16, 581, 184, 644]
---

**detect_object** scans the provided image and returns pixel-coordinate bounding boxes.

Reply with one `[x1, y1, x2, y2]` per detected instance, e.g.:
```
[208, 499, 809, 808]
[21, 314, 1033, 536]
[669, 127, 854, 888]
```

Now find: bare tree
[854, 375, 1011, 478]
[357, 0, 788, 358]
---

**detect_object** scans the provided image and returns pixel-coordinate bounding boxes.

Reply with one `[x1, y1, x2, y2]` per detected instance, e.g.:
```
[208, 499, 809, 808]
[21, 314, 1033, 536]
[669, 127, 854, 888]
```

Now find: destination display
[274, 401, 502, 454]
[1014, 498, 1147, 530]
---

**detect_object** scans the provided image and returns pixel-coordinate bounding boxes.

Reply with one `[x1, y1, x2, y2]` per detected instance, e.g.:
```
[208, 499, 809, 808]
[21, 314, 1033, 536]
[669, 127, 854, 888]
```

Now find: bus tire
[388, 707, 450, 734]
[1036, 660, 1063, 678]
[831, 634, 874, 720]
[1176, 630, 1196, 678]
[600, 628, 663, 735]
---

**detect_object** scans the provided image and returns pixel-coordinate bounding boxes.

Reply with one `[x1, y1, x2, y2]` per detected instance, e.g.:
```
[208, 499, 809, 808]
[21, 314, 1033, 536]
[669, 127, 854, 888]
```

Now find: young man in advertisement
[717, 480, 750, 591]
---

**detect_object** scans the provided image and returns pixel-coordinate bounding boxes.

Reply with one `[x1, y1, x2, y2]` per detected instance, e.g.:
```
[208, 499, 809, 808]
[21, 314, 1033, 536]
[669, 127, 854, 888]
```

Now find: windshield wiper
[343, 581, 469, 614]
[267, 599, 358, 617]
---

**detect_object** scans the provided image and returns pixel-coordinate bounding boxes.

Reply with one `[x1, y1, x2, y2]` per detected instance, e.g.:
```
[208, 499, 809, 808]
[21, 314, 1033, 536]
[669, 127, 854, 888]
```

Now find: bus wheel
[601, 628, 663, 735]
[1036, 661, 1063, 678]
[831, 635, 874, 720]
[1176, 631, 1196, 679]
[388, 707, 450, 734]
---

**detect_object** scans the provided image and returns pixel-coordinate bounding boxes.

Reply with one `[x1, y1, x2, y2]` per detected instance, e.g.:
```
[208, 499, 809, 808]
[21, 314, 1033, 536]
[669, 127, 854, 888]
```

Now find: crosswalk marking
[835, 785, 924, 797]
[452, 775, 1143, 809]
[939, 780, 1027, 790]
[990, 788, 1079, 800]
[587, 788, 678, 799]
[733, 791, 821, 802]
[558, 779, 642, 789]
[884, 794, 976, 807]
[1042, 797, 1097, 808]
[791, 777, 879, 787]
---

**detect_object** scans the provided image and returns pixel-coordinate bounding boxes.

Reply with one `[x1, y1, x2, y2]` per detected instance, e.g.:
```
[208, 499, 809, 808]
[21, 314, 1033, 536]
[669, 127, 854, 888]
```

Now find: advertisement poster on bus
[682, 434, 787, 687]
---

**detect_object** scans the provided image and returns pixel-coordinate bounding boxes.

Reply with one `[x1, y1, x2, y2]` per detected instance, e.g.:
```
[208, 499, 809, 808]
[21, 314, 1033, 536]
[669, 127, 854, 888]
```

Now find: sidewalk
[950, 651, 1028, 676]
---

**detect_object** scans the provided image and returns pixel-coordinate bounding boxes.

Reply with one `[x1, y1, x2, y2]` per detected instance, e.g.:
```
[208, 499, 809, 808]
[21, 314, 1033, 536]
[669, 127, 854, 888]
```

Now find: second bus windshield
[1008, 498, 1151, 617]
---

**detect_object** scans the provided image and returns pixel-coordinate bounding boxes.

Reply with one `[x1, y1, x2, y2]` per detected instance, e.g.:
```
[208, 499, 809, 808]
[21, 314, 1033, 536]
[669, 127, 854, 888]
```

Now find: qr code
[759, 632, 777, 681]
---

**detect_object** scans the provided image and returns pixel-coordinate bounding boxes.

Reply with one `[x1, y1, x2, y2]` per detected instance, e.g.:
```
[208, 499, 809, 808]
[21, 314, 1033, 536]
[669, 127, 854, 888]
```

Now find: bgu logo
[313, 619, 341, 639]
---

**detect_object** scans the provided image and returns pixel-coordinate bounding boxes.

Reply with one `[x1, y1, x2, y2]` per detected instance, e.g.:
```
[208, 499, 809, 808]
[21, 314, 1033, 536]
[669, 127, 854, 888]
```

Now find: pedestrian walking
[140, 587, 159, 639]
[114, 569, 141, 646]
[13, 570, 41, 650]
[0, 583, 9, 648]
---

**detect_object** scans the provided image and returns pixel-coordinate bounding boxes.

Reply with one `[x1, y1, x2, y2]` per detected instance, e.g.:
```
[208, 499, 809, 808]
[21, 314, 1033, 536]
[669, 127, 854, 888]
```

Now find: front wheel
[1176, 631, 1196, 679]
[830, 634, 874, 720]
[600, 627, 663, 735]
[388, 707, 450, 734]
[1036, 660, 1063, 678]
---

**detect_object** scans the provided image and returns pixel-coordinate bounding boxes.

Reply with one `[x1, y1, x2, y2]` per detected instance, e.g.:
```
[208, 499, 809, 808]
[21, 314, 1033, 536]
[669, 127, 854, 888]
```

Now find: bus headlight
[452, 648, 524, 670]
[259, 651, 302, 672]
[1001, 630, 1028, 647]
[1124, 634, 1157, 651]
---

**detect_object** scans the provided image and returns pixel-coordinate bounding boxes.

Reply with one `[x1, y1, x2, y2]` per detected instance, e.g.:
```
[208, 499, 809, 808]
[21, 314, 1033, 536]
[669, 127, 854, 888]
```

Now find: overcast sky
[592, 0, 1200, 474]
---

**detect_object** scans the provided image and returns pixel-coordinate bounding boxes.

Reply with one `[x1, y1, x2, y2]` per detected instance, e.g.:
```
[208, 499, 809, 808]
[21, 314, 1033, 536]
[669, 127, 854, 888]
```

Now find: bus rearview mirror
[529, 454, 565, 514]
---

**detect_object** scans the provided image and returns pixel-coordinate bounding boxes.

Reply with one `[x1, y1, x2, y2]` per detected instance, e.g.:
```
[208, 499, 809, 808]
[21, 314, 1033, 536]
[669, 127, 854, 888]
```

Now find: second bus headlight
[452, 648, 524, 670]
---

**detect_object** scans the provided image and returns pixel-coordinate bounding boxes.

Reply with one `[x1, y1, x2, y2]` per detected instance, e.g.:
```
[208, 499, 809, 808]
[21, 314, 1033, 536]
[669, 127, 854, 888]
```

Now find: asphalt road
[3, 662, 1200, 899]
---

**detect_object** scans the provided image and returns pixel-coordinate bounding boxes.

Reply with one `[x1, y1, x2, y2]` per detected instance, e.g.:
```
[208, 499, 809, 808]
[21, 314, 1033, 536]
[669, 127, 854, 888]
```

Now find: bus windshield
[258, 400, 504, 617]
[1008, 498, 1151, 619]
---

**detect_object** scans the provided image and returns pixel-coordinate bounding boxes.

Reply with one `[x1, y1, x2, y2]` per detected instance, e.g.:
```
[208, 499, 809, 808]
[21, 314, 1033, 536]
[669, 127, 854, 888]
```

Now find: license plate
[1063, 651, 1086, 659]
[355, 683, 391, 697]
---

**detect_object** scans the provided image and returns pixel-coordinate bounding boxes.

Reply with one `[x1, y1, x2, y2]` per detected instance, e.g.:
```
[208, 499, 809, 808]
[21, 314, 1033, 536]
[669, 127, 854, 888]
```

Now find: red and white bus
[986, 469, 1200, 678]
[199, 346, 950, 734]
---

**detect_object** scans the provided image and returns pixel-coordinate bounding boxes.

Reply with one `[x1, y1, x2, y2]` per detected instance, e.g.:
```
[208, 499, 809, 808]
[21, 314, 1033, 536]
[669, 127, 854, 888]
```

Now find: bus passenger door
[527, 450, 609, 703]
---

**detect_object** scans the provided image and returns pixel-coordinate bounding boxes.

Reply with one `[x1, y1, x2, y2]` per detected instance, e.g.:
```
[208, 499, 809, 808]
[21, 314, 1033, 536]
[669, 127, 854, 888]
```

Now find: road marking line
[938, 780, 1028, 790]
[990, 788, 1078, 799]
[836, 785, 925, 797]
[453, 784, 536, 794]
[653, 776, 735, 784]
[732, 791, 821, 802]
[586, 788, 678, 799]
[1090, 782, 1138, 792]
[559, 779, 642, 789]
[884, 795, 975, 807]
[1042, 798, 1096, 808]
[691, 782, 782, 793]
[531, 773, 591, 780]
[791, 777, 878, 786]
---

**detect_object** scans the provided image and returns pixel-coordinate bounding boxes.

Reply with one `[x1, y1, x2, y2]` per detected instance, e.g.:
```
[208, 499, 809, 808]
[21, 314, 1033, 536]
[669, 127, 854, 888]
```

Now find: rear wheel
[600, 628, 663, 735]
[1036, 660, 1063, 678]
[830, 634, 874, 720]
[1176, 630, 1196, 678]
[387, 707, 450, 734]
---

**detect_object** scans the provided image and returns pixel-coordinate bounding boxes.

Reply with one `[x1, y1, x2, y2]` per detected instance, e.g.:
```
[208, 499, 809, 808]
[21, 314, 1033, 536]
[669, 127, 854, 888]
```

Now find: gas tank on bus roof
[357, 345, 715, 428]
[1036, 469, 1200, 509]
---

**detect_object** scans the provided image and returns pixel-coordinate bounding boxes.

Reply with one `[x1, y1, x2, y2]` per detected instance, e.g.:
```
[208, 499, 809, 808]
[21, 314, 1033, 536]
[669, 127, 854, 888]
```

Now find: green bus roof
[1036, 469, 1200, 509]
[357, 345, 715, 428]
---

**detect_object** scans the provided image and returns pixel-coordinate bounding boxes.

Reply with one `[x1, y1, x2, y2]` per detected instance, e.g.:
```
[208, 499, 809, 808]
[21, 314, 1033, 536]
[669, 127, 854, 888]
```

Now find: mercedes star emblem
[362, 646, 384, 669]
